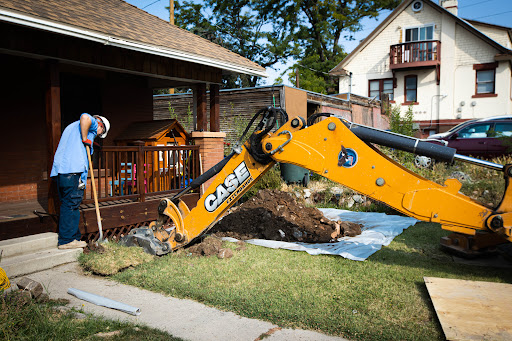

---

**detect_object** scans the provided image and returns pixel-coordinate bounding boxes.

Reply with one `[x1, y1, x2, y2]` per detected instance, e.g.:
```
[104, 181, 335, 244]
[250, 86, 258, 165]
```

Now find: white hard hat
[94, 115, 110, 138]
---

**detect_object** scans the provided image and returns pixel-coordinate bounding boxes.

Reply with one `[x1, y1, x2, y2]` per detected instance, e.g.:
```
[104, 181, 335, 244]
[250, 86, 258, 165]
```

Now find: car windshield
[447, 120, 476, 132]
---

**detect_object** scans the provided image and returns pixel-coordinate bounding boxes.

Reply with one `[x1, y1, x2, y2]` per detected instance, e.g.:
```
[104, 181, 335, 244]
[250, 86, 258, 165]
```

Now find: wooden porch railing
[82, 145, 200, 205]
[389, 40, 441, 68]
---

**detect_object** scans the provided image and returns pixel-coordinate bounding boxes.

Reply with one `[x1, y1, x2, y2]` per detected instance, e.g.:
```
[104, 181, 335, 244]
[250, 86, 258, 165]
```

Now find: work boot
[58, 240, 87, 249]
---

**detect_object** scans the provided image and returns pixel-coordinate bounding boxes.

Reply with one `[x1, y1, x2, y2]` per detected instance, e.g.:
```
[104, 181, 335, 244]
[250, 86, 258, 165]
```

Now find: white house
[330, 0, 512, 137]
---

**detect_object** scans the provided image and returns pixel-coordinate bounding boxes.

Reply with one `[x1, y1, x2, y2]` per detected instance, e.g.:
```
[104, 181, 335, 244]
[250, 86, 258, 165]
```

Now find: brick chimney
[440, 0, 458, 16]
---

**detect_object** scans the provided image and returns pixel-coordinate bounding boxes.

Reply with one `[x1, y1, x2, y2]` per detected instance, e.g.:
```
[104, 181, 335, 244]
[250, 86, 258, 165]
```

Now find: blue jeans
[56, 173, 84, 245]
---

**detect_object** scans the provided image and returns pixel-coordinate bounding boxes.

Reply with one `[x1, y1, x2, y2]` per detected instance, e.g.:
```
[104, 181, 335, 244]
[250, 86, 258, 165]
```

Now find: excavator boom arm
[122, 111, 512, 254]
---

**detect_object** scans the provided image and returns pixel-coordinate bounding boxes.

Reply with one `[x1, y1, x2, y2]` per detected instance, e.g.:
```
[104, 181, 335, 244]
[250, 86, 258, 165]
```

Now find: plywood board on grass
[424, 277, 512, 340]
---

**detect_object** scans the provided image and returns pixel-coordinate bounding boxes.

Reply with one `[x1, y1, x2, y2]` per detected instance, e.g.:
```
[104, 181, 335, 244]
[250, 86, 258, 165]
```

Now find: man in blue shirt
[51, 113, 110, 249]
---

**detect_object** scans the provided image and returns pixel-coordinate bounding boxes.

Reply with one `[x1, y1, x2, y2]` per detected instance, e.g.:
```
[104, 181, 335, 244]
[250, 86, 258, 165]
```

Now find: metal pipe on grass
[68, 288, 141, 315]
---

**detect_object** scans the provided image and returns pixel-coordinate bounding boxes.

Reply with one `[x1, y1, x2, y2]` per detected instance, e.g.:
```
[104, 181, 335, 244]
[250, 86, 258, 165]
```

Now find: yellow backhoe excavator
[120, 107, 512, 257]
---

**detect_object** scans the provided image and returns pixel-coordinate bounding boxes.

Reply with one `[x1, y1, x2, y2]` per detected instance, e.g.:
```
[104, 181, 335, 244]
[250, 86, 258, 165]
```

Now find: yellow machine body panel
[261, 119, 495, 235]
[174, 148, 274, 248]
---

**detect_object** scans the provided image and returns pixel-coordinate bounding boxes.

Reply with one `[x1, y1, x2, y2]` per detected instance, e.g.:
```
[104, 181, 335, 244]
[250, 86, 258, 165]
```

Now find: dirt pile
[83, 242, 106, 254]
[210, 189, 362, 243]
[186, 236, 245, 257]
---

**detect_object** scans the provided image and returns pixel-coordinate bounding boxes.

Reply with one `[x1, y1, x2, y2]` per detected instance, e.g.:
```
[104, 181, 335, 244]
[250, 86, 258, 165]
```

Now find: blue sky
[125, 0, 512, 84]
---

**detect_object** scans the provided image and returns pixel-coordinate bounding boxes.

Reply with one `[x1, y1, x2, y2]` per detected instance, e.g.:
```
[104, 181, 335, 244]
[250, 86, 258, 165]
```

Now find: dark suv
[415, 116, 512, 168]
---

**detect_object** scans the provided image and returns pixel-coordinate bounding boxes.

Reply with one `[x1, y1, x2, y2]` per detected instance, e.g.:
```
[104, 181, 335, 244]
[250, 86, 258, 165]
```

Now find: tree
[287, 53, 346, 94]
[256, 0, 400, 93]
[172, 0, 400, 92]
[173, 0, 297, 88]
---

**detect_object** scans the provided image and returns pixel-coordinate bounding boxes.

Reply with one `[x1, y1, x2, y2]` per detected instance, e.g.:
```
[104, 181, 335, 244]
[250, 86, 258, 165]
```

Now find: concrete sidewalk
[20, 263, 349, 341]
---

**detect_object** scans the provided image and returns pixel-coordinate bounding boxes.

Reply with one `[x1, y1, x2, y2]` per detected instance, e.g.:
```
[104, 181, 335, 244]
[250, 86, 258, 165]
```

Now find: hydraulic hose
[171, 107, 288, 201]
[347, 123, 456, 163]
[309, 112, 456, 163]
[171, 151, 235, 201]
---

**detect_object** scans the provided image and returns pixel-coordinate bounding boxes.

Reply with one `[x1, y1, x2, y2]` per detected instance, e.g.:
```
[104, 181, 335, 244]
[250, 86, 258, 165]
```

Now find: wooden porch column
[209, 84, 220, 132]
[45, 60, 61, 216]
[195, 83, 207, 131]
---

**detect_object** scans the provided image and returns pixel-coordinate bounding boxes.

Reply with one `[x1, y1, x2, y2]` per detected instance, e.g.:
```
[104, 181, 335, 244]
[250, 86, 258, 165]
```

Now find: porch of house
[0, 144, 203, 242]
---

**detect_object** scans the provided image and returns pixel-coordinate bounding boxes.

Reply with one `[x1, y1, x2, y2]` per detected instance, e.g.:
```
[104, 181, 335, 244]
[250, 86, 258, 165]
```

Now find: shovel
[85, 145, 104, 243]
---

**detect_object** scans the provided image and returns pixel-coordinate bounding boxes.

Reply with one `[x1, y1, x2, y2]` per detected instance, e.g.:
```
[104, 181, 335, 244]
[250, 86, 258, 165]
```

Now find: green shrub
[384, 104, 417, 164]
[387, 104, 416, 137]
[242, 165, 283, 200]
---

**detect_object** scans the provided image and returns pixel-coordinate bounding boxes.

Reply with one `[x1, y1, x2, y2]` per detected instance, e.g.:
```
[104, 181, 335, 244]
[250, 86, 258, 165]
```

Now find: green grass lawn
[109, 222, 512, 341]
[0, 291, 183, 340]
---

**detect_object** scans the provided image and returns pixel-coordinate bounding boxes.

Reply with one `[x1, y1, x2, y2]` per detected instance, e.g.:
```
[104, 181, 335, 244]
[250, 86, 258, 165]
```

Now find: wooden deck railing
[389, 40, 441, 69]
[82, 145, 200, 204]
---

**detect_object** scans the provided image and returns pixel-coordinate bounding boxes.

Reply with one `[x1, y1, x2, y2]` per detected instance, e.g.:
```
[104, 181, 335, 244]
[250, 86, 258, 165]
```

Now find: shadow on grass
[366, 222, 512, 282]
[414, 281, 445, 338]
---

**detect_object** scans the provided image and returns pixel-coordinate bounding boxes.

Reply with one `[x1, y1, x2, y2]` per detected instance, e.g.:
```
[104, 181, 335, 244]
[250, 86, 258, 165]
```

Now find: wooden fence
[82, 145, 201, 205]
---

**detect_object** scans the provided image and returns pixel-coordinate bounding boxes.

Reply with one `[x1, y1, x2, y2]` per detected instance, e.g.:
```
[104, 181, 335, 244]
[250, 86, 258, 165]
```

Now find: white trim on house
[0, 8, 268, 78]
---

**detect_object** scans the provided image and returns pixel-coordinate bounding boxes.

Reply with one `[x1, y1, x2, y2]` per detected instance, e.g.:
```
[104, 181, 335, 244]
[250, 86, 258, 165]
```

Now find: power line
[473, 9, 512, 20]
[459, 0, 495, 9]
[143, 0, 162, 10]
[296, 63, 331, 76]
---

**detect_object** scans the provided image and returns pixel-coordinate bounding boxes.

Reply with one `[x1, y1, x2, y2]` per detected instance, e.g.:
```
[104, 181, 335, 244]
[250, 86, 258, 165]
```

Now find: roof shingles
[0, 0, 264, 73]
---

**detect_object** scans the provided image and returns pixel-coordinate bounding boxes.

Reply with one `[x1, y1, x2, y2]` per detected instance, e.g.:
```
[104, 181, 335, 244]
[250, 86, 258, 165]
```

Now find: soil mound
[187, 236, 223, 256]
[210, 189, 362, 243]
[186, 236, 243, 257]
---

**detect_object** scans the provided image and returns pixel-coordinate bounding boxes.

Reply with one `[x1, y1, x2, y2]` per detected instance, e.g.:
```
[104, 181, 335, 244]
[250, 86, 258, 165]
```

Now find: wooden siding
[0, 22, 222, 85]
[155, 87, 389, 144]
[154, 87, 282, 146]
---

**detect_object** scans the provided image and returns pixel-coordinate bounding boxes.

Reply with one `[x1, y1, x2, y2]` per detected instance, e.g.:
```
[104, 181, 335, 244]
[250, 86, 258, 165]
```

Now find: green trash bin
[280, 163, 309, 186]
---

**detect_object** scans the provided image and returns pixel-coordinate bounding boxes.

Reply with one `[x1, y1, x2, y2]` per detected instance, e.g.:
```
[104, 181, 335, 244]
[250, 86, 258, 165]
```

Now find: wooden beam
[209, 84, 220, 132]
[79, 193, 200, 234]
[45, 60, 61, 216]
[196, 83, 207, 131]
[0, 217, 56, 241]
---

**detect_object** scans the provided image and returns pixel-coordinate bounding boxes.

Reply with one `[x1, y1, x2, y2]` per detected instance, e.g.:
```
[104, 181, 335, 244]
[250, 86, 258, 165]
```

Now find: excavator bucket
[119, 228, 172, 256]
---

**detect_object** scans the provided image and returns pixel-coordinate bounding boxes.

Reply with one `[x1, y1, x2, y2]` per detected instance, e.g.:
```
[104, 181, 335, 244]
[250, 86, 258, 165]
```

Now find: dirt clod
[217, 248, 234, 259]
[84, 242, 106, 254]
[211, 189, 362, 243]
[187, 236, 223, 257]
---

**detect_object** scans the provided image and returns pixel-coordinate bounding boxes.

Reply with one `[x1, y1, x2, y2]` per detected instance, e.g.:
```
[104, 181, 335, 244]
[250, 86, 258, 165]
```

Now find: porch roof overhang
[495, 53, 512, 61]
[0, 7, 268, 79]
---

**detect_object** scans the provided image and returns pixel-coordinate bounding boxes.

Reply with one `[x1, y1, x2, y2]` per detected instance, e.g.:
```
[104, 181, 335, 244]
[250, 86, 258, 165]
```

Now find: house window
[369, 79, 394, 101]
[404, 75, 418, 104]
[403, 24, 435, 62]
[473, 62, 498, 98]
[405, 25, 434, 42]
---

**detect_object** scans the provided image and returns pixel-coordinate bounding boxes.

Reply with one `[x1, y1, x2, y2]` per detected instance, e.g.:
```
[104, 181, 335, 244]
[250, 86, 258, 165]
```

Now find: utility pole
[295, 68, 300, 88]
[169, 0, 174, 25]
[169, 0, 175, 94]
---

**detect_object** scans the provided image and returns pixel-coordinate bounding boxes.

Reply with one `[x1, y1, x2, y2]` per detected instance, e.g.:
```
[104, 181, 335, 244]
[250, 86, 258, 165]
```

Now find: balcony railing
[82, 144, 201, 205]
[389, 40, 441, 69]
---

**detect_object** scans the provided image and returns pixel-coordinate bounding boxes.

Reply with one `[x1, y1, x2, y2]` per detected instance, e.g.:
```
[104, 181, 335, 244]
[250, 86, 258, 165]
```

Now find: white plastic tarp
[222, 209, 418, 261]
